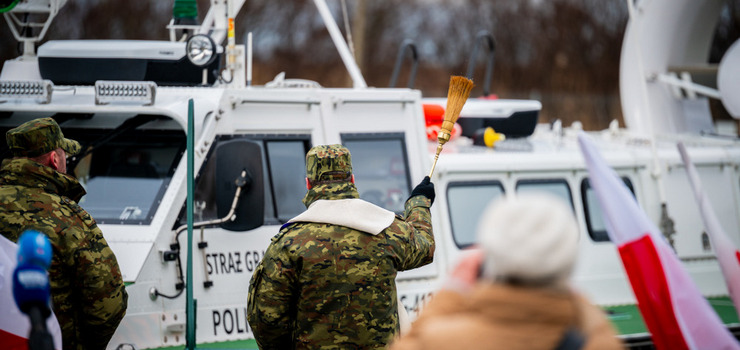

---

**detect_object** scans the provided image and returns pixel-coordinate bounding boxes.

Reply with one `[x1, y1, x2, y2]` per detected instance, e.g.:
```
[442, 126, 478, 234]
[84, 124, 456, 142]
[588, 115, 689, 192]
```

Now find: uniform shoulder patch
[61, 196, 97, 227]
[271, 226, 292, 243]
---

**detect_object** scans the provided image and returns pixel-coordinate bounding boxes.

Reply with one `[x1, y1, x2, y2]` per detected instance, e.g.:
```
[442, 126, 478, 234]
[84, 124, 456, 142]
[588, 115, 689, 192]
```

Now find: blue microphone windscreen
[12, 264, 51, 313]
[17, 230, 52, 269]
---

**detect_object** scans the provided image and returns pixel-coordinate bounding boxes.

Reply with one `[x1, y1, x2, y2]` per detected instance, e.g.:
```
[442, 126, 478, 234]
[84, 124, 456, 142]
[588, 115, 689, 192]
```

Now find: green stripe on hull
[154, 339, 258, 349]
[603, 296, 739, 335]
[143, 297, 739, 348]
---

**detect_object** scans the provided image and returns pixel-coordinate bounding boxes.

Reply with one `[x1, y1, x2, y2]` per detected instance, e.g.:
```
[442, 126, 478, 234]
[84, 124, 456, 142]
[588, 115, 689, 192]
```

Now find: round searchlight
[186, 34, 217, 67]
[718, 39, 740, 119]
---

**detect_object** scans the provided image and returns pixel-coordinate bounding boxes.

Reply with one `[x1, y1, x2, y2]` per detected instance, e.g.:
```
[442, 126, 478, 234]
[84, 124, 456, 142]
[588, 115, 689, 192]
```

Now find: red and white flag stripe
[578, 132, 739, 350]
[678, 142, 740, 319]
[0, 235, 63, 350]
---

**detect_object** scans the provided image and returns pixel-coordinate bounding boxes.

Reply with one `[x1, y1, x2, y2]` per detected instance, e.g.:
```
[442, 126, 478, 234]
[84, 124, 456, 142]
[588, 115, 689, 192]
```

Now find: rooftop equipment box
[38, 40, 221, 86]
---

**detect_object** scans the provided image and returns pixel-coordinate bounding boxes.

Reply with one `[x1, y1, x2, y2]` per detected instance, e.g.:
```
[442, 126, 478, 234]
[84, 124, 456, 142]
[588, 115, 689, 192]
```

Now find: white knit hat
[477, 193, 579, 286]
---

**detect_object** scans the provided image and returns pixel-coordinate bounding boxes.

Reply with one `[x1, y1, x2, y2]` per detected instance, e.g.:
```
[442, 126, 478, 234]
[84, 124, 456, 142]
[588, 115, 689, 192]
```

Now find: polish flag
[578, 133, 739, 350]
[0, 235, 63, 350]
[678, 142, 740, 319]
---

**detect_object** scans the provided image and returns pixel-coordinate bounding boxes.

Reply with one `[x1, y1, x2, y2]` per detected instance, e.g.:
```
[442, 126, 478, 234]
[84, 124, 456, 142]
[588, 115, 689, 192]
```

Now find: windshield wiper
[67, 114, 163, 170]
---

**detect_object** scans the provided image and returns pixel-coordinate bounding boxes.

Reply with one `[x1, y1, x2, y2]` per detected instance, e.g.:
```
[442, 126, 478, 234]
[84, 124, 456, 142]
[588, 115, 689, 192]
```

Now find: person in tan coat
[389, 194, 624, 350]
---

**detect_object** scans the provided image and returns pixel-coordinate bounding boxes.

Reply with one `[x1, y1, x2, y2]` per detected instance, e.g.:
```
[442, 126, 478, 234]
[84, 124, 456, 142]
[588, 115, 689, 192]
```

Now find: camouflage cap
[305, 144, 353, 183]
[6, 117, 81, 158]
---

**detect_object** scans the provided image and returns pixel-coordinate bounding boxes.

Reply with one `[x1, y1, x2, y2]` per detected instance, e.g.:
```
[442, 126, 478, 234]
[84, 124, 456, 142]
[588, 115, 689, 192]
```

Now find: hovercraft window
[75, 132, 183, 225]
[341, 133, 412, 214]
[0, 114, 186, 225]
[447, 181, 506, 249]
[178, 134, 310, 227]
[581, 177, 636, 242]
[515, 179, 574, 209]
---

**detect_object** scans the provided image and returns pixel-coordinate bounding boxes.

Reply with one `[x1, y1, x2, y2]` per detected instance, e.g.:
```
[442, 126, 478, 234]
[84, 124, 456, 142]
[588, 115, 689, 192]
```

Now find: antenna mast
[2, 0, 67, 57]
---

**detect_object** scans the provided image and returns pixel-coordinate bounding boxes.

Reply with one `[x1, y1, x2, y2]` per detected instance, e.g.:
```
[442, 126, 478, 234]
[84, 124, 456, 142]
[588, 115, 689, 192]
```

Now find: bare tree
[1, 0, 738, 130]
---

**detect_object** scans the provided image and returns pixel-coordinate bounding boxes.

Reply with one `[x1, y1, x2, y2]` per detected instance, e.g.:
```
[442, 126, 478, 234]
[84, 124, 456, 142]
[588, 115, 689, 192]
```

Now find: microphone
[17, 230, 52, 268]
[12, 230, 54, 350]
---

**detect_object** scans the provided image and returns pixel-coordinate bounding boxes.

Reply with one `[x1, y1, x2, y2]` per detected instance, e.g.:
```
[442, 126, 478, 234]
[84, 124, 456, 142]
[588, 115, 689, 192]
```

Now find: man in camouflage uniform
[0, 117, 128, 350]
[248, 144, 435, 349]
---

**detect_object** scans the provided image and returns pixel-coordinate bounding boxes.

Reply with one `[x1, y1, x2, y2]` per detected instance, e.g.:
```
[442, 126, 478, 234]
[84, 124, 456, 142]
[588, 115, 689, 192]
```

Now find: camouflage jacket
[248, 181, 434, 350]
[0, 158, 128, 350]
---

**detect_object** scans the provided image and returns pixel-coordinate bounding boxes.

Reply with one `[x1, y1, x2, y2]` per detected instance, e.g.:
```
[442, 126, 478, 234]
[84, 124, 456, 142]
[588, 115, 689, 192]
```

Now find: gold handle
[428, 143, 443, 178]
[428, 131, 450, 177]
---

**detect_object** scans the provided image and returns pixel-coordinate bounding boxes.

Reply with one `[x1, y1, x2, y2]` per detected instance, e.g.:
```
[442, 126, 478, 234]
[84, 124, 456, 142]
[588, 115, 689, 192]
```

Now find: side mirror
[215, 139, 264, 231]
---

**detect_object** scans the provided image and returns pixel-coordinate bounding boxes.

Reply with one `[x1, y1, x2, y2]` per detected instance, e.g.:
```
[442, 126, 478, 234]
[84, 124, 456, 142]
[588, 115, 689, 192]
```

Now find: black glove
[409, 176, 435, 204]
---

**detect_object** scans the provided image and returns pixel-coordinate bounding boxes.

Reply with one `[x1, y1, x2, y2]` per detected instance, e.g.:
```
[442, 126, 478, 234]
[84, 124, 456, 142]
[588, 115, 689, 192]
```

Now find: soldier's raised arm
[386, 176, 435, 271]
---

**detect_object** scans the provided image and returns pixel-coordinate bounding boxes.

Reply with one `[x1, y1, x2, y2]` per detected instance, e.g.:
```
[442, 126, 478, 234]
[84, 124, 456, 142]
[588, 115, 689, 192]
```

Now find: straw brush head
[439, 76, 474, 144]
[428, 75, 474, 178]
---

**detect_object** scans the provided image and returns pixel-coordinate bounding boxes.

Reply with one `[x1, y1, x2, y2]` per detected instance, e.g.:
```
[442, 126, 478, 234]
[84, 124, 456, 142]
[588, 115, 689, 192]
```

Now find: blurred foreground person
[0, 234, 63, 350]
[0, 118, 127, 350]
[247, 144, 435, 349]
[389, 194, 624, 350]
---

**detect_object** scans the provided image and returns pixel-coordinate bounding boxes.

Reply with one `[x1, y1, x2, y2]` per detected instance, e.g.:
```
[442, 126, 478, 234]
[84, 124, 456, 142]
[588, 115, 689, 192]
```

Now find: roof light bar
[95, 81, 157, 106]
[0, 80, 54, 104]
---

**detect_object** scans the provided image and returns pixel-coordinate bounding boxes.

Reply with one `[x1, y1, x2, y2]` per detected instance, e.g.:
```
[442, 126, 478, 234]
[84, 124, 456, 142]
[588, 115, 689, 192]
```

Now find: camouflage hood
[288, 198, 395, 235]
[0, 158, 86, 202]
[302, 181, 360, 208]
[305, 144, 352, 184]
